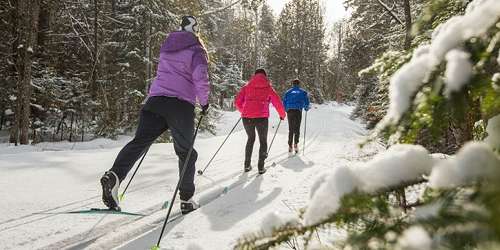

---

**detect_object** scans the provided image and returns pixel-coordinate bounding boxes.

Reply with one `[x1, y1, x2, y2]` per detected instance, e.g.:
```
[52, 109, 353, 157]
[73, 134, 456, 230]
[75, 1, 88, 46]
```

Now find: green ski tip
[162, 201, 169, 209]
[119, 194, 125, 201]
[222, 187, 229, 194]
[151, 246, 160, 250]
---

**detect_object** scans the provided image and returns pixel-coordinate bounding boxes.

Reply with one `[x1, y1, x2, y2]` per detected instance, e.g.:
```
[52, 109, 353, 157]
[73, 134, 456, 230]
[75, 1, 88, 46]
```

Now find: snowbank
[0, 135, 132, 155]
[429, 142, 500, 188]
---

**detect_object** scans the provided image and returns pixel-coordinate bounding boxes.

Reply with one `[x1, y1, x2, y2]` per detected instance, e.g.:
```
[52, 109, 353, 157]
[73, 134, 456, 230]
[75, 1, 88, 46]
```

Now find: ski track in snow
[0, 103, 381, 250]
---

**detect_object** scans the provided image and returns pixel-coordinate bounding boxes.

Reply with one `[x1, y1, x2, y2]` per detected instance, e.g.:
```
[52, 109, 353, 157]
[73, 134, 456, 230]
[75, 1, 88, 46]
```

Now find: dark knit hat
[255, 68, 267, 76]
[292, 79, 300, 85]
[180, 16, 199, 34]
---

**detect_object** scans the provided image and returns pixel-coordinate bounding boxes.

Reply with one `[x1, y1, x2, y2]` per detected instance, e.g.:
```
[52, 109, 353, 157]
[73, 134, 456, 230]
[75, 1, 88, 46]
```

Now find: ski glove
[280, 116, 285, 120]
[201, 104, 209, 115]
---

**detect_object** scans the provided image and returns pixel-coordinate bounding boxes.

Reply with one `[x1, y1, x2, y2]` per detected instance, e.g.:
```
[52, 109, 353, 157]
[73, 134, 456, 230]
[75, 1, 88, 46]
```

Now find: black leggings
[242, 118, 268, 163]
[109, 96, 197, 201]
[287, 109, 302, 146]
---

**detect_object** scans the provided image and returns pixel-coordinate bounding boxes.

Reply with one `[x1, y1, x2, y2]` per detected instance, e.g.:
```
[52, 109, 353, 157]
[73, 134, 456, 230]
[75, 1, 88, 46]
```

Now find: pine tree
[267, 0, 327, 102]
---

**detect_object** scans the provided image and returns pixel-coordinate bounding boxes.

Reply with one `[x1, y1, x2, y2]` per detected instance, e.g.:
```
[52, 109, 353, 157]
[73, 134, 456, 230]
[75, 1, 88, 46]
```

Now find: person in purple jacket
[100, 16, 210, 214]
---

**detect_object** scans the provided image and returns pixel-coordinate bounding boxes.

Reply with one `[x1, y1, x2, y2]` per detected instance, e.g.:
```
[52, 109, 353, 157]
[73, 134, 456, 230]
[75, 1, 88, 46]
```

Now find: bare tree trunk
[403, 0, 412, 50]
[145, 12, 152, 94]
[69, 112, 74, 142]
[253, 6, 259, 68]
[90, 0, 100, 98]
[0, 111, 4, 130]
[15, 0, 40, 145]
[9, 0, 18, 144]
[336, 23, 343, 96]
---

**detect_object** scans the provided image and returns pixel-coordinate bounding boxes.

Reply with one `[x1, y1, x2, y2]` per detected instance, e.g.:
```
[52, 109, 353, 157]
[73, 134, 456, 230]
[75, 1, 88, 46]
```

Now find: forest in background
[0, 0, 333, 144]
[0, 0, 489, 159]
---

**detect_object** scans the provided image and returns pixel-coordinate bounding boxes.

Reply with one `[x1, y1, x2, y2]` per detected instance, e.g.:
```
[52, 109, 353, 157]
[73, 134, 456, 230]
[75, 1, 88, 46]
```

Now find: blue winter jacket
[283, 86, 310, 111]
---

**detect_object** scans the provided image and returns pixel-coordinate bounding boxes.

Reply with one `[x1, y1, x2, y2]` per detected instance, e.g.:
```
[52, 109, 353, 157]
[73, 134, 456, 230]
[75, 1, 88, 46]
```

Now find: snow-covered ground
[0, 103, 381, 250]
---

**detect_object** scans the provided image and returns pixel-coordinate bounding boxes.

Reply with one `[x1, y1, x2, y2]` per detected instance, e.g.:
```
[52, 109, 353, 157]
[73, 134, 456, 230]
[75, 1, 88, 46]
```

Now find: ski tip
[197, 170, 203, 175]
[162, 201, 169, 209]
[151, 245, 161, 250]
[119, 194, 125, 201]
[222, 187, 229, 194]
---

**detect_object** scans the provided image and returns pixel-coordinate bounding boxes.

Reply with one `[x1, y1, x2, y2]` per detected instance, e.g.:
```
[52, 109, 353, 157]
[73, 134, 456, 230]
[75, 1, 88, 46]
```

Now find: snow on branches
[485, 115, 500, 149]
[304, 144, 432, 226]
[444, 49, 473, 96]
[383, 0, 500, 124]
[260, 212, 301, 236]
[300, 142, 498, 226]
[396, 226, 432, 250]
[429, 142, 500, 188]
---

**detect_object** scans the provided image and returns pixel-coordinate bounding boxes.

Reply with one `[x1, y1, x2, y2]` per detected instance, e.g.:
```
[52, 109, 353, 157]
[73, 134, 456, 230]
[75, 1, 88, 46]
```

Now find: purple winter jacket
[148, 31, 210, 106]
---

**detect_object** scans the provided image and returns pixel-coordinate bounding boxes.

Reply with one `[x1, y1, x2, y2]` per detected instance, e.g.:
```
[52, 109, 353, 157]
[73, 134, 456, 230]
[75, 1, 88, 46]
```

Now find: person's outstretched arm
[270, 88, 286, 119]
[192, 48, 210, 106]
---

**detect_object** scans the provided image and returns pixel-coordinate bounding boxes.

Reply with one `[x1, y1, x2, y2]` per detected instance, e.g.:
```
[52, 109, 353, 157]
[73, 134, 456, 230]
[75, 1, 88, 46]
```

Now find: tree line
[0, 0, 338, 145]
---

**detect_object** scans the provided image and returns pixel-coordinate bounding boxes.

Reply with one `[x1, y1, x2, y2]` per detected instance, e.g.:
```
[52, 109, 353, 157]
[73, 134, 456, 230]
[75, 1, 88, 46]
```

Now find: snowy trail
[0, 103, 380, 250]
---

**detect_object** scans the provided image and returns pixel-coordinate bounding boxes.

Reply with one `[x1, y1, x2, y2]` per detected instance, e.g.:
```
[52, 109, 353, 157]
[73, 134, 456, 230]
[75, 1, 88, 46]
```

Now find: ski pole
[303, 111, 307, 155]
[152, 114, 204, 250]
[197, 117, 241, 175]
[119, 146, 150, 201]
[267, 119, 282, 155]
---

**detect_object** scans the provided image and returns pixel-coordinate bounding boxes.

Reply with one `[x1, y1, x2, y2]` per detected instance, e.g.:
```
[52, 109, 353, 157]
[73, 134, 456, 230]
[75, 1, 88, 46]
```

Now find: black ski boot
[258, 159, 266, 175]
[244, 160, 252, 172]
[180, 198, 199, 215]
[100, 171, 120, 211]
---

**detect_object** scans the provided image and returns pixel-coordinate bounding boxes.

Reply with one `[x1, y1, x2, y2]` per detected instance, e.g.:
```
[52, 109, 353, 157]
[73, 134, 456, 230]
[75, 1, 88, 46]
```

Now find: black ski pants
[242, 118, 268, 167]
[109, 96, 197, 201]
[287, 109, 302, 146]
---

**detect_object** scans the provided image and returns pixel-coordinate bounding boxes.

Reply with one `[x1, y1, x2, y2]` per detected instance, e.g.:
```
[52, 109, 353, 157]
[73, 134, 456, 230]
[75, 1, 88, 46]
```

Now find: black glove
[280, 116, 285, 121]
[201, 104, 209, 115]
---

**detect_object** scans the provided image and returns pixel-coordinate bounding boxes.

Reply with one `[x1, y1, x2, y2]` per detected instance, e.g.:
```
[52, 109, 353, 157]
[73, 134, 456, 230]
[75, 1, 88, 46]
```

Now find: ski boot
[100, 171, 120, 211]
[294, 144, 299, 154]
[244, 160, 252, 172]
[258, 159, 266, 175]
[288, 145, 293, 153]
[180, 198, 200, 215]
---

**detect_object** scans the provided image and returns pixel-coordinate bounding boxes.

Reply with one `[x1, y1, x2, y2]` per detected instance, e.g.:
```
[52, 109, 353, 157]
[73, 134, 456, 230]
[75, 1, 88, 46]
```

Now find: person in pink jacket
[234, 69, 286, 174]
[100, 16, 209, 214]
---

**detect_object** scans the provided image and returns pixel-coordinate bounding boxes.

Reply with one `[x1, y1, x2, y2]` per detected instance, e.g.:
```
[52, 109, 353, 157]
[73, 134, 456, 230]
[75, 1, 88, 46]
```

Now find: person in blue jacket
[282, 79, 310, 153]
